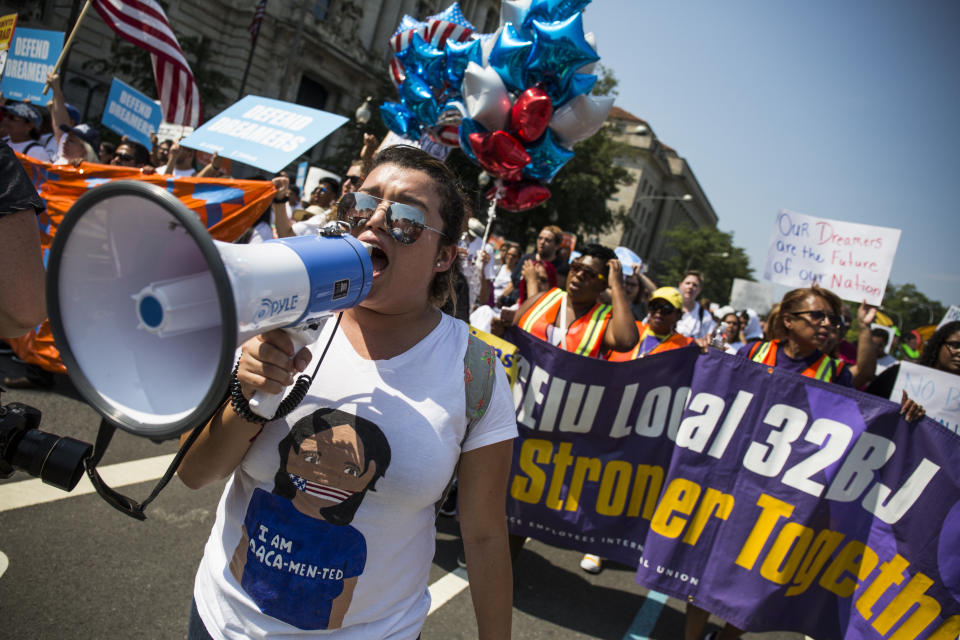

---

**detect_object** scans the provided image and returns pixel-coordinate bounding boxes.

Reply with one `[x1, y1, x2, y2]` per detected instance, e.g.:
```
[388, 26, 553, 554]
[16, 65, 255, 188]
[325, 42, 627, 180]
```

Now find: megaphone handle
[248, 323, 325, 419]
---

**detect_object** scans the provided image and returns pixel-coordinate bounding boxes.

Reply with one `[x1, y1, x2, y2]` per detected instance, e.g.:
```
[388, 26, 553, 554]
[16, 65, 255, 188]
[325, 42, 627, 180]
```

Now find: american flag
[248, 0, 267, 43]
[423, 3, 475, 49]
[289, 473, 354, 504]
[91, 0, 201, 127]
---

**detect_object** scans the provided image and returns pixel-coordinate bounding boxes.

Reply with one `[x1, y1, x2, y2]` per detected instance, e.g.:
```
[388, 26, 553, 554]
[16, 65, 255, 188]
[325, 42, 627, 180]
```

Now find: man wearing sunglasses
[512, 243, 638, 359]
[607, 287, 693, 361]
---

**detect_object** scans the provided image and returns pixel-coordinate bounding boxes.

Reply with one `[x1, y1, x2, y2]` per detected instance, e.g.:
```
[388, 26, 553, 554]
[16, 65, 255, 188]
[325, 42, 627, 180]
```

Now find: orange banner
[12, 154, 276, 373]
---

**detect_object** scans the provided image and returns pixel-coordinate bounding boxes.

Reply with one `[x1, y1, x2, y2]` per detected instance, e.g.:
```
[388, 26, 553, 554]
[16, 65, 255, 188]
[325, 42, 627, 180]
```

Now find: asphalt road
[0, 355, 802, 639]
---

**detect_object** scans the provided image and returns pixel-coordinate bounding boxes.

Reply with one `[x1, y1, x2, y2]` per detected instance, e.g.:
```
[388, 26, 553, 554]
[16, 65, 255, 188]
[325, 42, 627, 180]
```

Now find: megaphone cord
[229, 313, 344, 425]
[84, 313, 344, 521]
[274, 312, 343, 419]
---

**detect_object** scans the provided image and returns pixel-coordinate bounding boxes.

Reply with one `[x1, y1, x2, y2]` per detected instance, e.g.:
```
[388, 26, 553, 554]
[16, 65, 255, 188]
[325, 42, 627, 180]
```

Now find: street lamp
[355, 96, 373, 126]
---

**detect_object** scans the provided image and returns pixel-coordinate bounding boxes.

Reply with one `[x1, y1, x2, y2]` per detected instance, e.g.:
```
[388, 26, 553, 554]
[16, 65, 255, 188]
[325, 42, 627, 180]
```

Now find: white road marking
[0, 551, 8, 578]
[0, 454, 176, 512]
[427, 566, 469, 614]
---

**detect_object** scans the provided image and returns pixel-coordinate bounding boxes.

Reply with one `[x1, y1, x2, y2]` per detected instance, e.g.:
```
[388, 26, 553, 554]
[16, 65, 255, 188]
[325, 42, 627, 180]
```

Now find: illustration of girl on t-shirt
[228, 408, 391, 630]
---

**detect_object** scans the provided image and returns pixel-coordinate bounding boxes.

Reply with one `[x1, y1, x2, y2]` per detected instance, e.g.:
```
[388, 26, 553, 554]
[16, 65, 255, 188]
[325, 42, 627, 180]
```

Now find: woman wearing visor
[686, 285, 923, 640]
[178, 146, 517, 639]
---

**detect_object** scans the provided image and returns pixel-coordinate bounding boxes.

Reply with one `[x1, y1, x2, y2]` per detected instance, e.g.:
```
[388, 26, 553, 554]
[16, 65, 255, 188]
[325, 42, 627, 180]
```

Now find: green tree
[880, 283, 946, 330]
[653, 224, 754, 303]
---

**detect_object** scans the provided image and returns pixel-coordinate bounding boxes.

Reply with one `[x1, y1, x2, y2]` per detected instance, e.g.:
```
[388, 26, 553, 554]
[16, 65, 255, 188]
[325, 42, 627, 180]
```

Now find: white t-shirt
[193, 313, 517, 639]
[675, 302, 717, 339]
[492, 264, 513, 301]
[4, 138, 52, 162]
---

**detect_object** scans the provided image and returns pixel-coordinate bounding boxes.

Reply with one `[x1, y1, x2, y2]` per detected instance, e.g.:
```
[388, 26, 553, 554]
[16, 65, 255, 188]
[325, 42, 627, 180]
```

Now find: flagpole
[237, 0, 266, 100]
[42, 0, 94, 95]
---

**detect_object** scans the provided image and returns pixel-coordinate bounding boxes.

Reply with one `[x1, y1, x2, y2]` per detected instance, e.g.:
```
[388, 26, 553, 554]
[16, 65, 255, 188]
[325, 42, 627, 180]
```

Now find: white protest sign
[379, 130, 452, 162]
[937, 305, 960, 330]
[763, 209, 900, 306]
[890, 362, 960, 436]
[303, 166, 341, 204]
[729, 278, 776, 314]
[157, 120, 194, 142]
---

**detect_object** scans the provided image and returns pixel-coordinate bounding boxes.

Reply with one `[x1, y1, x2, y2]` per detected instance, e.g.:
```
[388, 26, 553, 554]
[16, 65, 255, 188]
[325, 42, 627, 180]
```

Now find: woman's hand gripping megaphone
[239, 327, 319, 419]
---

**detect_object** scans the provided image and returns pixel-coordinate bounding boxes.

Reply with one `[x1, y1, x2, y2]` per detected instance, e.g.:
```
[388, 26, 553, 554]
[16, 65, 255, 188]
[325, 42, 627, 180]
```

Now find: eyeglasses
[791, 310, 843, 327]
[337, 191, 447, 245]
[649, 301, 678, 314]
[344, 175, 363, 186]
[113, 152, 135, 162]
[569, 261, 605, 281]
[943, 340, 960, 353]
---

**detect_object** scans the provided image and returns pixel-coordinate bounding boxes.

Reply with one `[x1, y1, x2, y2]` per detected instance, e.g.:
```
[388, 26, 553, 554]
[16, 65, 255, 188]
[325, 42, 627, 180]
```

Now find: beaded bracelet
[229, 363, 270, 424]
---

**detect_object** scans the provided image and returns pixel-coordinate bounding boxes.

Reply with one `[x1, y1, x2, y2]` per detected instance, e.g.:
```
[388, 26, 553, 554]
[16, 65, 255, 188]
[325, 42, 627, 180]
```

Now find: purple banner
[504, 326, 700, 565]
[504, 329, 960, 639]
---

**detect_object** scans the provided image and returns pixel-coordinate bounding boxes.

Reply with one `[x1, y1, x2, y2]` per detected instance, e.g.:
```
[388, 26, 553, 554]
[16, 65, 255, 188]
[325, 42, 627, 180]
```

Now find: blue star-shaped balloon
[488, 23, 534, 93]
[554, 72, 597, 107]
[380, 102, 421, 138]
[399, 74, 440, 127]
[523, 128, 575, 182]
[394, 33, 446, 89]
[444, 37, 482, 88]
[524, 13, 599, 103]
[523, 0, 592, 28]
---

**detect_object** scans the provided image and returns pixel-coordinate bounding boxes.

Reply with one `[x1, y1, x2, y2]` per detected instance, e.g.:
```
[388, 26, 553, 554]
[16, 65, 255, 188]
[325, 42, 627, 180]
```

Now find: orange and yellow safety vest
[517, 288, 611, 358]
[606, 321, 692, 361]
[748, 339, 845, 383]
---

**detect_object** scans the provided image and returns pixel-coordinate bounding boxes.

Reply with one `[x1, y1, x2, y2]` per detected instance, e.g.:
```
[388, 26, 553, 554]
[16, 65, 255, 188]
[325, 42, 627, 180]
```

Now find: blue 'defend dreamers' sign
[0, 27, 63, 103]
[179, 95, 348, 173]
[101, 77, 162, 147]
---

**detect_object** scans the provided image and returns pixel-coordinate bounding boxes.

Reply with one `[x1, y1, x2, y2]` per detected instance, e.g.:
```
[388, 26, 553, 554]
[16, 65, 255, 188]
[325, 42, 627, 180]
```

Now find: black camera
[0, 393, 92, 492]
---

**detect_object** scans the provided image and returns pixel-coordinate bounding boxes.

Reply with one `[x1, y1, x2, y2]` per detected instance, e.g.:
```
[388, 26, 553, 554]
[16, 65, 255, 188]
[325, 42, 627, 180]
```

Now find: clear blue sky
[583, 1, 959, 307]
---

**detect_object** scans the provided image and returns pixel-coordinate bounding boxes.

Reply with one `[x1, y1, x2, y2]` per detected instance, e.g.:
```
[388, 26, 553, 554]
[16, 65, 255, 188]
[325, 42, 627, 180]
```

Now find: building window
[296, 75, 329, 111]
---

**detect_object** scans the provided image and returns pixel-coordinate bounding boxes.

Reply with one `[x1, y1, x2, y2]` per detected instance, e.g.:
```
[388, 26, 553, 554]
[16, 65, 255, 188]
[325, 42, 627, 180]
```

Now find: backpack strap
[434, 332, 498, 519]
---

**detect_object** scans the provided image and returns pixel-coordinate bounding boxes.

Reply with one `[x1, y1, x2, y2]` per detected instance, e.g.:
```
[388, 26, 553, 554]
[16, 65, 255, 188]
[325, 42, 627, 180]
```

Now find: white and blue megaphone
[47, 181, 372, 441]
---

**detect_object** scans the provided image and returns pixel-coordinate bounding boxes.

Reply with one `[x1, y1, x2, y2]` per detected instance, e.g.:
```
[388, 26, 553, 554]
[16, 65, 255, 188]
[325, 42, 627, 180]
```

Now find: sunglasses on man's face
[569, 261, 605, 281]
[113, 152, 136, 162]
[649, 301, 678, 314]
[344, 175, 363, 186]
[337, 191, 447, 246]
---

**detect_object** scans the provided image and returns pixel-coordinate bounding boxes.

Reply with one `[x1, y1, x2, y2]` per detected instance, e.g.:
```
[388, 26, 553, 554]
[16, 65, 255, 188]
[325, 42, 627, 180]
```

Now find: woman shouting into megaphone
[178, 146, 517, 640]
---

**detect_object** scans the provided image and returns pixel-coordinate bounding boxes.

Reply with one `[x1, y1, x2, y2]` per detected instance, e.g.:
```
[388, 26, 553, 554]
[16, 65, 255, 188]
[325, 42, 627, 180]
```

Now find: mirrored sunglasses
[337, 191, 447, 246]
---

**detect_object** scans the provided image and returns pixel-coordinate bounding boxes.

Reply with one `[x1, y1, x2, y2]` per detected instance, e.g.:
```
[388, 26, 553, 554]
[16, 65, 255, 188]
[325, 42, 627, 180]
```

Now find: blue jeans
[187, 597, 422, 639]
[187, 598, 213, 640]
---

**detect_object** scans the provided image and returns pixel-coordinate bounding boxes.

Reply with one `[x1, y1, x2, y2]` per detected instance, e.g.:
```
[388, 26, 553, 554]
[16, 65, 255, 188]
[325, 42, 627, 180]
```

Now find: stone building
[2, 0, 499, 161]
[597, 106, 718, 269]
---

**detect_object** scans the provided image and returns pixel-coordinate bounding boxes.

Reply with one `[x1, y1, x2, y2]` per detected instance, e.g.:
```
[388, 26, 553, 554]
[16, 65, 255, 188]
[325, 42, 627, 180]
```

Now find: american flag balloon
[424, 2, 475, 49]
